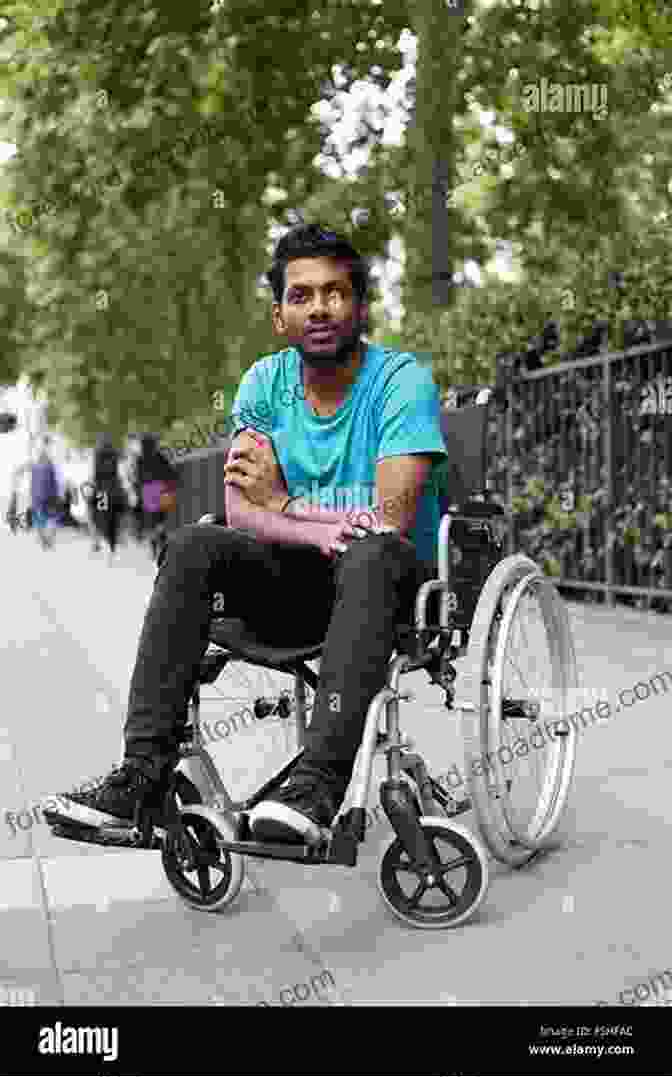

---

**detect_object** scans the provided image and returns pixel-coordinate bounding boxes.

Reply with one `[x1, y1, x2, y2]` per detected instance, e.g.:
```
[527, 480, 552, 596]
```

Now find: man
[136, 434, 180, 560]
[89, 434, 128, 564]
[45, 223, 448, 846]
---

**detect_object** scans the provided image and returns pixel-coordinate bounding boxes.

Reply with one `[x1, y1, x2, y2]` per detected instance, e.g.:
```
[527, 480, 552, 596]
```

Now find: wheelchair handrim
[488, 571, 577, 849]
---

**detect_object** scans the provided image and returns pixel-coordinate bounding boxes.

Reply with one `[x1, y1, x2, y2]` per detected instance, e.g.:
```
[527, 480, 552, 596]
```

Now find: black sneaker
[248, 772, 343, 846]
[42, 760, 166, 830]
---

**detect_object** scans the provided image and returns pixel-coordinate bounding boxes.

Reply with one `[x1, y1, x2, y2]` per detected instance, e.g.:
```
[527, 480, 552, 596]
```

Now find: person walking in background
[119, 437, 142, 543]
[6, 460, 30, 533]
[136, 434, 179, 561]
[56, 451, 81, 532]
[30, 437, 60, 550]
[89, 434, 128, 565]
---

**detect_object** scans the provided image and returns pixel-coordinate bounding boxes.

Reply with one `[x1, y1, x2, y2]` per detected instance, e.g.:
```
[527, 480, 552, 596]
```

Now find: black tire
[161, 808, 244, 912]
[377, 817, 489, 929]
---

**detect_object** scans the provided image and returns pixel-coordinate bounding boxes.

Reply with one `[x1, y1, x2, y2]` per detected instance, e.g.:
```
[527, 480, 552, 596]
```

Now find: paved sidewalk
[1, 524, 671, 1007]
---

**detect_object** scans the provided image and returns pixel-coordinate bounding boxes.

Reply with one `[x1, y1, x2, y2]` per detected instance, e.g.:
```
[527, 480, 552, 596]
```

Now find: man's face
[272, 256, 368, 368]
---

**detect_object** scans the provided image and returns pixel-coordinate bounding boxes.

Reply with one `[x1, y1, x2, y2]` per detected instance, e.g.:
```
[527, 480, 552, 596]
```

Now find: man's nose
[307, 293, 330, 317]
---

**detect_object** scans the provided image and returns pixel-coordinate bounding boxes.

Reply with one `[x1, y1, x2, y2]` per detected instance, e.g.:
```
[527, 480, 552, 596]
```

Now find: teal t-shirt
[229, 342, 448, 570]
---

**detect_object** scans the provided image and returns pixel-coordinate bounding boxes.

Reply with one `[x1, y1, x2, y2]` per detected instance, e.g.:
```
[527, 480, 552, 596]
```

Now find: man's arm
[225, 482, 331, 550]
[372, 454, 434, 536]
[284, 456, 433, 535]
[224, 430, 338, 550]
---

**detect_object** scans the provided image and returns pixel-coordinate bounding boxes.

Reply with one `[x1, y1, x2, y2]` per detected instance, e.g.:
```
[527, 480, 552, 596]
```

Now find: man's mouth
[305, 326, 336, 344]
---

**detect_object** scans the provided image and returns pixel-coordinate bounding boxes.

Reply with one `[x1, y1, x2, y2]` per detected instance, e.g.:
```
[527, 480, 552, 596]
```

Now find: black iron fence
[490, 339, 672, 609]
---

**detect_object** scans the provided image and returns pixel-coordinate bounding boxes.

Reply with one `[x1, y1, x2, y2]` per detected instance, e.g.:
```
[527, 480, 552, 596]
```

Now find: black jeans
[123, 524, 432, 795]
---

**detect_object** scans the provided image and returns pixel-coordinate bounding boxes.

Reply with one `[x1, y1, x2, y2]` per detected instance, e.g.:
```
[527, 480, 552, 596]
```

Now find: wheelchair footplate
[214, 810, 363, 868]
[46, 810, 164, 850]
[49, 819, 164, 850]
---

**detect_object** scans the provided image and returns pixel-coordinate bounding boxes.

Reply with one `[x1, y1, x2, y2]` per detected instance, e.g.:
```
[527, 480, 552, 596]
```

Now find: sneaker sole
[248, 803, 323, 846]
[43, 798, 132, 830]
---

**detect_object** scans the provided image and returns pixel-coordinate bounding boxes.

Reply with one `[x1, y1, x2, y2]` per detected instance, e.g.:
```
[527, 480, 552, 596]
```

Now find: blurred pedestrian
[89, 435, 128, 564]
[119, 437, 142, 542]
[136, 434, 179, 561]
[6, 461, 28, 533]
[30, 437, 60, 550]
[58, 451, 83, 531]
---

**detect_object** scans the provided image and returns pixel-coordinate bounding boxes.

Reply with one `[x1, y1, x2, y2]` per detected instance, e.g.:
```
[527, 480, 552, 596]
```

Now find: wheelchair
[49, 388, 579, 929]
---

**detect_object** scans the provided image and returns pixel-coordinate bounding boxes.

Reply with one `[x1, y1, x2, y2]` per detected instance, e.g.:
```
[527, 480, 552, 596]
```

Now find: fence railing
[490, 339, 672, 609]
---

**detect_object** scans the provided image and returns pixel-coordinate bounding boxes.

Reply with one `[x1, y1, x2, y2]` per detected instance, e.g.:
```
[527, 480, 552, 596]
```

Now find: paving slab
[1, 526, 672, 1012]
[0, 859, 54, 980]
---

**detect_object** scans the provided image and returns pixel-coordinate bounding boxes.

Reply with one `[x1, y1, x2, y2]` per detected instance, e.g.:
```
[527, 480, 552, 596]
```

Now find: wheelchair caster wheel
[377, 817, 489, 929]
[161, 807, 244, 912]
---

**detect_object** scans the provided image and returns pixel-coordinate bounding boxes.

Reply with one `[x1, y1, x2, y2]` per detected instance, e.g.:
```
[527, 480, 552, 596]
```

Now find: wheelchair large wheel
[461, 555, 579, 866]
[161, 806, 244, 912]
[377, 817, 489, 929]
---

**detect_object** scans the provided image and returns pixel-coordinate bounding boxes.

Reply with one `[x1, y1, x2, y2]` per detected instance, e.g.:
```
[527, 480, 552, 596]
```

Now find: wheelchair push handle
[442, 384, 507, 412]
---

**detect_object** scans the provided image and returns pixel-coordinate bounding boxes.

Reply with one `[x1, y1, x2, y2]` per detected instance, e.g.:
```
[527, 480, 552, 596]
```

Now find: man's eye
[290, 289, 343, 301]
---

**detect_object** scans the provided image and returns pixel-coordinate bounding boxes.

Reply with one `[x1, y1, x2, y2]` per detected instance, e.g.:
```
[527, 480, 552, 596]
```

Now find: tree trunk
[403, 0, 464, 349]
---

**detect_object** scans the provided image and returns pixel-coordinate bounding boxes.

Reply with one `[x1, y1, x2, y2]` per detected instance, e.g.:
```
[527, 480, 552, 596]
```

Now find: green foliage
[0, 0, 410, 447]
[397, 0, 671, 385]
[0, 0, 670, 498]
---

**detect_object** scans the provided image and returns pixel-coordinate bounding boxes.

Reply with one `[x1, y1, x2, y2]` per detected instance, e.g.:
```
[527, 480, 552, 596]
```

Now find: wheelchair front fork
[343, 653, 444, 875]
[379, 779, 441, 877]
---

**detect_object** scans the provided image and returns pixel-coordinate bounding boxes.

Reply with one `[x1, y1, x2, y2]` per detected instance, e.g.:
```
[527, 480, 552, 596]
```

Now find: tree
[0, 0, 410, 446]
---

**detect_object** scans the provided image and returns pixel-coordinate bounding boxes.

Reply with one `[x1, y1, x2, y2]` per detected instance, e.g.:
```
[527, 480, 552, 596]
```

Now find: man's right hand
[315, 519, 371, 559]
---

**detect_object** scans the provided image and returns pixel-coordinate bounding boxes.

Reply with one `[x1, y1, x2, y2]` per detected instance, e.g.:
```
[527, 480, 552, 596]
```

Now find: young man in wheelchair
[45, 223, 449, 847]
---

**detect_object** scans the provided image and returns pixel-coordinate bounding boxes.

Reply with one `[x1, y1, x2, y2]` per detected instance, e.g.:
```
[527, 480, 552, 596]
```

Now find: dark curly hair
[266, 223, 371, 307]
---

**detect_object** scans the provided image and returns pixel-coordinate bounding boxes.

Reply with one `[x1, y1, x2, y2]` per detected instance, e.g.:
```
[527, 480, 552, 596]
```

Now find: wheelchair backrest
[173, 442, 231, 528]
[438, 400, 490, 508]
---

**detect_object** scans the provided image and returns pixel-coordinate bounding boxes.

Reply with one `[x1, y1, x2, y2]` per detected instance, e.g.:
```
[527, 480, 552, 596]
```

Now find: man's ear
[359, 301, 370, 334]
[271, 302, 286, 336]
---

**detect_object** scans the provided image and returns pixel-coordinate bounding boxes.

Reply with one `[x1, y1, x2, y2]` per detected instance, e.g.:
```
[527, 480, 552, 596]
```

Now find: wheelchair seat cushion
[208, 618, 325, 666]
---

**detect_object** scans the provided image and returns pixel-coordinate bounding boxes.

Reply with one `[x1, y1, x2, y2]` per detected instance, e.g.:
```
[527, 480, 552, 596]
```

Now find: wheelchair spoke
[407, 878, 428, 908]
[436, 877, 459, 904]
[440, 852, 474, 874]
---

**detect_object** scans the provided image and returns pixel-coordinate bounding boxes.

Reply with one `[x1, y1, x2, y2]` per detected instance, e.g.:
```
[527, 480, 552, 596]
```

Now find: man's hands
[223, 430, 413, 559]
[315, 519, 373, 558]
[224, 431, 288, 512]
